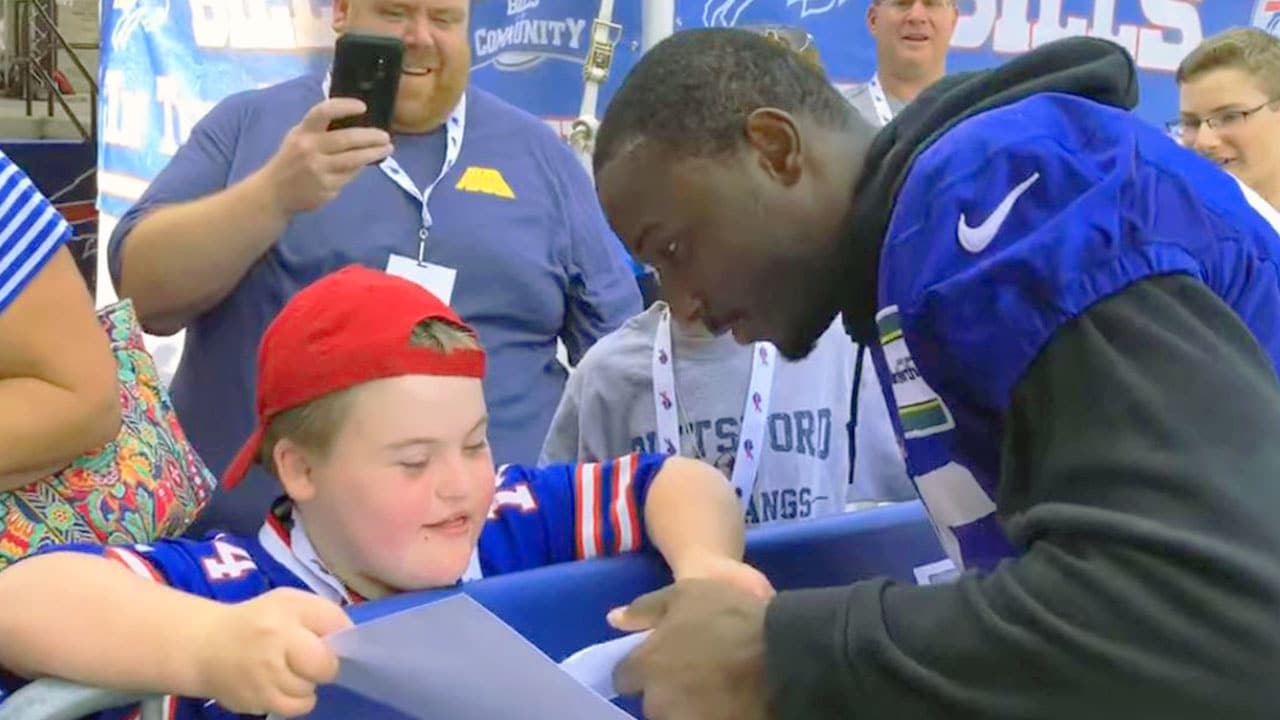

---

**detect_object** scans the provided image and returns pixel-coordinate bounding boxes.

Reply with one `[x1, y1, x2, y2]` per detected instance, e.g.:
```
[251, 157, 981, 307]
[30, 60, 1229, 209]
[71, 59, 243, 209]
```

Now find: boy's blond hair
[1177, 28, 1280, 99]
[258, 317, 482, 476]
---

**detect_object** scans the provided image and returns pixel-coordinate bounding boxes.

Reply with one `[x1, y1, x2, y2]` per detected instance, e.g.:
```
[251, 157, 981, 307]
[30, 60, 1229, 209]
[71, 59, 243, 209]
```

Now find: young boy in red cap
[0, 266, 766, 719]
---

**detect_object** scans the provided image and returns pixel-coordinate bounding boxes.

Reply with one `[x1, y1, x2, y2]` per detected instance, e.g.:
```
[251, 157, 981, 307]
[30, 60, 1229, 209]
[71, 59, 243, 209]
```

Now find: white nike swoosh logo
[957, 172, 1041, 254]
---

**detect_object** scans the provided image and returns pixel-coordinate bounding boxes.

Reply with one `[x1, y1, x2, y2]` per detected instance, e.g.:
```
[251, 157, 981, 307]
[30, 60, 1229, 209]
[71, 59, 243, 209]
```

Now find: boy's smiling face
[276, 374, 495, 599]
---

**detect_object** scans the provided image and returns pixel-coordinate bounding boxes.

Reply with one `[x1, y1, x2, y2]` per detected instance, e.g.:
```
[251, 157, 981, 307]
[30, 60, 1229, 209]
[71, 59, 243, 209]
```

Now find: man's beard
[771, 265, 845, 361]
[391, 68, 465, 133]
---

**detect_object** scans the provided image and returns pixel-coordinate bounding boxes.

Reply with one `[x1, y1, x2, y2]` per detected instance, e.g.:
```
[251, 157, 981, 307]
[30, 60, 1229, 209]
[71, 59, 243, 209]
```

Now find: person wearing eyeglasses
[842, 0, 958, 128]
[1175, 28, 1280, 210]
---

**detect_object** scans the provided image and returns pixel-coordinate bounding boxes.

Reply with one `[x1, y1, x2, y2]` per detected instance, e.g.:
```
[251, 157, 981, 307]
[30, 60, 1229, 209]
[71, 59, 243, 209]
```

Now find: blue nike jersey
[870, 92, 1280, 571]
[0, 454, 667, 719]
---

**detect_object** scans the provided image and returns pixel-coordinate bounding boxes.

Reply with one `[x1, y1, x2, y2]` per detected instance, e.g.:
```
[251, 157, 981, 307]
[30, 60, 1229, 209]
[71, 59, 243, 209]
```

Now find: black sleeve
[764, 274, 1280, 719]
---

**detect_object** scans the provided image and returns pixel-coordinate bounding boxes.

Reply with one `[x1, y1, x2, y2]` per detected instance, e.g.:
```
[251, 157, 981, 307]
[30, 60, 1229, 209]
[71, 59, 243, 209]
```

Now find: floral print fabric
[0, 300, 215, 567]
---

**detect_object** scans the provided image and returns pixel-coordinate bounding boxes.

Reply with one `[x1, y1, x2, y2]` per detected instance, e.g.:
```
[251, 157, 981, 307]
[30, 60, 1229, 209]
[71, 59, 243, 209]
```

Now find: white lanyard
[321, 72, 467, 264]
[652, 307, 776, 509]
[867, 74, 896, 127]
[257, 509, 357, 605]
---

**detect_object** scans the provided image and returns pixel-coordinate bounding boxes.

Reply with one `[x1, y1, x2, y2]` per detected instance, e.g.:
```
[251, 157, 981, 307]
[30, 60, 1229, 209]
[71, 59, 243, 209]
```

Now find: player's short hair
[259, 317, 481, 477]
[1177, 28, 1280, 99]
[593, 28, 858, 175]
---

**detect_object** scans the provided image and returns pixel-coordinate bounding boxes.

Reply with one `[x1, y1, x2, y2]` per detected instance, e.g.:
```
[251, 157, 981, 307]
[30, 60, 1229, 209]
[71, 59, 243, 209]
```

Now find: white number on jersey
[488, 482, 538, 519]
[200, 540, 257, 582]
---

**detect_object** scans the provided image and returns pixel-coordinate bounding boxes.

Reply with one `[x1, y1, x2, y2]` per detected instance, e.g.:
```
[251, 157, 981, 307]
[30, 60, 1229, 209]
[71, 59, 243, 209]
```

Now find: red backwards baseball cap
[221, 265, 486, 489]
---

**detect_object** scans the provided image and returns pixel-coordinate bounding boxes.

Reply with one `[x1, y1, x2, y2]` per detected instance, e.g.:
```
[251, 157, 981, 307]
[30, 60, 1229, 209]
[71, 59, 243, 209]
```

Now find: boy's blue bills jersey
[871, 92, 1280, 571]
[0, 453, 668, 720]
[480, 452, 659, 575]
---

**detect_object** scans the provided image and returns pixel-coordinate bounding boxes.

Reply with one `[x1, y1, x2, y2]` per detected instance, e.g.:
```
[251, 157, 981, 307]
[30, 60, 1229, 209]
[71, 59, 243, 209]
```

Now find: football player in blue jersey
[591, 29, 1280, 720]
[0, 265, 770, 719]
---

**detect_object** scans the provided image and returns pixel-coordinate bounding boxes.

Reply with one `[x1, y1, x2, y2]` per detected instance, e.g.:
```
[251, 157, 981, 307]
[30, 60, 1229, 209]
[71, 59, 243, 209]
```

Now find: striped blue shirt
[0, 150, 71, 315]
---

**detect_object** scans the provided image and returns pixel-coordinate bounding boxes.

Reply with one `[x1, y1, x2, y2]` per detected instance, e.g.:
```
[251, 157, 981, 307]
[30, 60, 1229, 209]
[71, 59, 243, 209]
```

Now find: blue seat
[307, 501, 945, 719]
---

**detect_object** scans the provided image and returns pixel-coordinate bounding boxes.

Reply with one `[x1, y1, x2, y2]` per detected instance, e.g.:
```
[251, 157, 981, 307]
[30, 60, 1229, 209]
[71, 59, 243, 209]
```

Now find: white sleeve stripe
[0, 206, 65, 268]
[0, 192, 51, 251]
[577, 462, 601, 559]
[0, 162, 24, 219]
[104, 547, 163, 583]
[0, 155, 70, 311]
[0, 224, 65, 304]
[611, 454, 637, 553]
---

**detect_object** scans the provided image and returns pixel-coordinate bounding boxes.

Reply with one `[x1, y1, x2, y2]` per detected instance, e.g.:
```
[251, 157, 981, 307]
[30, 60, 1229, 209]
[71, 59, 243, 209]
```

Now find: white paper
[385, 254, 458, 305]
[325, 595, 632, 720]
[558, 631, 652, 700]
[913, 558, 961, 585]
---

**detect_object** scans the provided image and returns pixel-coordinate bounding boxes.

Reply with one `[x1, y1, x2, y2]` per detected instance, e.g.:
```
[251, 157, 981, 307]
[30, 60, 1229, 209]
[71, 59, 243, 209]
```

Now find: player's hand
[195, 587, 353, 718]
[609, 579, 771, 720]
[260, 97, 394, 215]
[670, 553, 775, 601]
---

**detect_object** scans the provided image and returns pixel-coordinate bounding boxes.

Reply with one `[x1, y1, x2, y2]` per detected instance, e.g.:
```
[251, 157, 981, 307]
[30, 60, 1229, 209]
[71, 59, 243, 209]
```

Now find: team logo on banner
[1253, 0, 1280, 35]
[703, 0, 850, 27]
[109, 0, 171, 51]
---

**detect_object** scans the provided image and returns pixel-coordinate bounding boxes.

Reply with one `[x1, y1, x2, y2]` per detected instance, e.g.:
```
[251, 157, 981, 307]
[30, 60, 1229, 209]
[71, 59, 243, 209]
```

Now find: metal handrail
[24, 57, 87, 138]
[0, 678, 164, 720]
[14, 0, 97, 143]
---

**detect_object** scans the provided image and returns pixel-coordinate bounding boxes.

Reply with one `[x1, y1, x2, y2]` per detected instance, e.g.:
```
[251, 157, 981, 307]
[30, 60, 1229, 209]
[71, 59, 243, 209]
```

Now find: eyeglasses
[875, 0, 956, 13]
[742, 25, 814, 55]
[1167, 98, 1279, 140]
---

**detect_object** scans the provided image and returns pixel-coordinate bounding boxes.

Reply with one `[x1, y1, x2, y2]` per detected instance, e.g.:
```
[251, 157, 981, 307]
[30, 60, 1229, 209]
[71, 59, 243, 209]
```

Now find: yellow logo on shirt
[455, 167, 516, 199]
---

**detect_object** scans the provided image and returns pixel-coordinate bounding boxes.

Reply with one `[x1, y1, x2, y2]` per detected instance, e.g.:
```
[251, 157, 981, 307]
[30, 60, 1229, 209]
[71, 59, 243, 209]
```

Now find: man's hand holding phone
[259, 98, 393, 215]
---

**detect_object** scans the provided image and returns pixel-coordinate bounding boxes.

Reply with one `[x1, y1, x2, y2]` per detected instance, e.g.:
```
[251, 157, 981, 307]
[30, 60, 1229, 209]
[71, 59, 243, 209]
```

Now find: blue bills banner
[98, 0, 1278, 218]
[683, 0, 1275, 128]
[469, 0, 644, 131]
[97, 0, 332, 219]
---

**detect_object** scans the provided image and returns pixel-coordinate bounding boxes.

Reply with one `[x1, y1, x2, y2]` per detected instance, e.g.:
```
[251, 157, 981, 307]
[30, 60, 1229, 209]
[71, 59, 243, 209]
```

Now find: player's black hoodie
[765, 38, 1280, 720]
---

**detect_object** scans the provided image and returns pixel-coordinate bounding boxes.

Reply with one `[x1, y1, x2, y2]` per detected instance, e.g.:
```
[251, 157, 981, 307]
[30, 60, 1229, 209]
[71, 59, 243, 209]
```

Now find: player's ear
[274, 438, 320, 502]
[744, 108, 803, 187]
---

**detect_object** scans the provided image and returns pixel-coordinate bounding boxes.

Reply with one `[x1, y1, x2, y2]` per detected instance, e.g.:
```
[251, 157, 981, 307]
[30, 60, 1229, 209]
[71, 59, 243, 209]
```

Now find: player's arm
[766, 277, 1280, 718]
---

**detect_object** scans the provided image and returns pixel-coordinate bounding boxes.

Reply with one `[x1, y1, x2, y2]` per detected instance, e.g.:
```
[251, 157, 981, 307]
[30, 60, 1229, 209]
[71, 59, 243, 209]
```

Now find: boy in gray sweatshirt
[540, 300, 913, 524]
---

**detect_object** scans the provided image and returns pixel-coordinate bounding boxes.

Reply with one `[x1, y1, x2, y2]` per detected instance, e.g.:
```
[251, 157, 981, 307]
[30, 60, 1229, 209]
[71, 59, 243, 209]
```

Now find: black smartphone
[327, 33, 404, 132]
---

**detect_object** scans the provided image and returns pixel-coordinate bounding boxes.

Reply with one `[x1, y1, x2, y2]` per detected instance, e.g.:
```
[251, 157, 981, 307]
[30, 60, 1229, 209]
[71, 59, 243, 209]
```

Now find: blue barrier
[306, 501, 946, 719]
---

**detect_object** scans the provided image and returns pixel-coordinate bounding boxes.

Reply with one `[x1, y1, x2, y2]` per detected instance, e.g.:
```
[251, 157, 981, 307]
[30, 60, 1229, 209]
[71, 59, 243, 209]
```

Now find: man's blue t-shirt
[108, 78, 642, 536]
[0, 453, 666, 719]
[870, 93, 1280, 571]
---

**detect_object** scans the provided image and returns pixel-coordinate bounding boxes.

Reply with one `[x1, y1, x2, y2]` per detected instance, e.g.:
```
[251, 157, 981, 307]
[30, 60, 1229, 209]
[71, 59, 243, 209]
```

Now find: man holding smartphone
[108, 0, 642, 536]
